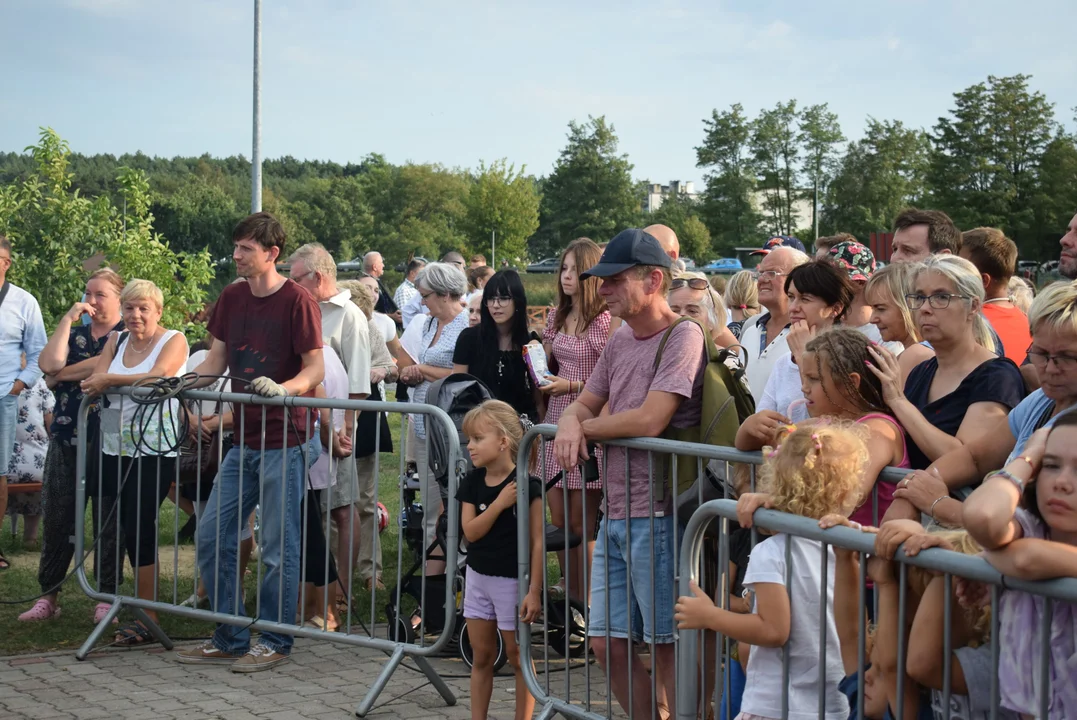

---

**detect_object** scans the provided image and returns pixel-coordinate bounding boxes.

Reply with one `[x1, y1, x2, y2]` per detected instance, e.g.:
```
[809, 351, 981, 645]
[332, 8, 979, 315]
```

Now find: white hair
[363, 251, 382, 272]
[290, 243, 337, 281]
[416, 262, 468, 298]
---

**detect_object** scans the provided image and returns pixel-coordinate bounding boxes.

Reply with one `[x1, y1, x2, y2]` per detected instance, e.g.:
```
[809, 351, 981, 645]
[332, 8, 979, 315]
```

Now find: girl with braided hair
[676, 422, 869, 720]
[739, 326, 910, 527]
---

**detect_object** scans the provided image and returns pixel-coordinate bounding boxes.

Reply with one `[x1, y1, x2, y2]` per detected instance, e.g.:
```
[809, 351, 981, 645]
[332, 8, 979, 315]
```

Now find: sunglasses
[671, 278, 710, 291]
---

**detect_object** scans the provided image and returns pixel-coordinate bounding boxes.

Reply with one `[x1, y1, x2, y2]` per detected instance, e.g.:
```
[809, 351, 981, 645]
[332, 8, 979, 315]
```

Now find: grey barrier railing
[514, 425, 1077, 720]
[73, 386, 464, 717]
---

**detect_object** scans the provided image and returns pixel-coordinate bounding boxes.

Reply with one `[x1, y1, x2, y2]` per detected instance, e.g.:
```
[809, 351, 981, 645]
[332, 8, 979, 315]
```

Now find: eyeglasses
[291, 270, 315, 283]
[419, 291, 436, 301]
[904, 293, 971, 310]
[1026, 344, 1077, 371]
[752, 270, 786, 281]
[485, 295, 513, 307]
[671, 278, 710, 291]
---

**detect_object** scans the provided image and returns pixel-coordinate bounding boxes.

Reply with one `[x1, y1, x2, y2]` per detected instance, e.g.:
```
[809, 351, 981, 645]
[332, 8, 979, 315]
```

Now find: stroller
[385, 374, 503, 665]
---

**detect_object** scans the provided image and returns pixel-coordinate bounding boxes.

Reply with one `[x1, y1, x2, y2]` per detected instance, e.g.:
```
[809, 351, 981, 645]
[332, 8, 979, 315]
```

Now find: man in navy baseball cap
[750, 234, 807, 256]
[580, 228, 672, 279]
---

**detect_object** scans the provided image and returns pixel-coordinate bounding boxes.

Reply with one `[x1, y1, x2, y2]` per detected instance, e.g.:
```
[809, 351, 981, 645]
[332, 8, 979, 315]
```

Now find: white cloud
[762, 20, 792, 38]
[67, 0, 141, 14]
[887, 37, 901, 51]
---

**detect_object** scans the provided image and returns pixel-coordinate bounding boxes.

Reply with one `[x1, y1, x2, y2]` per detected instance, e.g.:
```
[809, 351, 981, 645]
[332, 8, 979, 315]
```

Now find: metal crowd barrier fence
[678, 500, 1077, 720]
[514, 426, 1076, 720]
[72, 386, 465, 717]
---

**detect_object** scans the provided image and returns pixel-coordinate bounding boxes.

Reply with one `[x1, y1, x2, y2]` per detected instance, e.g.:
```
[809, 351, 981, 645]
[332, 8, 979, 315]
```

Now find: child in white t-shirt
[676, 422, 869, 720]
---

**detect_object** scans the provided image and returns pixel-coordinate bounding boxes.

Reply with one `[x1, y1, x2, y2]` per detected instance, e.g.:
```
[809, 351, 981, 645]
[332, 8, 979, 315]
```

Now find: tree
[751, 101, 801, 235]
[538, 116, 640, 248]
[695, 103, 764, 253]
[822, 119, 930, 239]
[462, 159, 541, 264]
[1028, 131, 1077, 259]
[152, 175, 244, 260]
[928, 74, 1056, 244]
[0, 128, 213, 332]
[798, 103, 845, 239]
[649, 190, 711, 261]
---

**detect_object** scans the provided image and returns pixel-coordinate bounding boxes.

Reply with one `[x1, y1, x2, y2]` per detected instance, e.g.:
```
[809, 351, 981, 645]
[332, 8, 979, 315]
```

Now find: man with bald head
[363, 251, 399, 321]
[738, 245, 810, 404]
[644, 224, 680, 261]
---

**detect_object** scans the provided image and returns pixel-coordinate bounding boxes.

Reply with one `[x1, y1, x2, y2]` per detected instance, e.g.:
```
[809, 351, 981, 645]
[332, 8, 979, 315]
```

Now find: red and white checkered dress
[541, 307, 612, 489]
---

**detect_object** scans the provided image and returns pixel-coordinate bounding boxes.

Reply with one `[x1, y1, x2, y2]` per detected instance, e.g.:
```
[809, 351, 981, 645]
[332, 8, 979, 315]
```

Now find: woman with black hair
[452, 269, 541, 421]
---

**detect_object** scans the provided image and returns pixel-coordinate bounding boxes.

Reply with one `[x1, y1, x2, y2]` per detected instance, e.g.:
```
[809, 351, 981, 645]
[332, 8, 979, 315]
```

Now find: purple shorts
[463, 569, 519, 632]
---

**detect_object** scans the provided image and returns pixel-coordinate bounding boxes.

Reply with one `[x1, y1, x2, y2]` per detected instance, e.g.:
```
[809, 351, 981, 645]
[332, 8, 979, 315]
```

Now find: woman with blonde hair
[866, 255, 1026, 471]
[80, 279, 190, 644]
[540, 237, 615, 601]
[863, 263, 934, 381]
[667, 272, 739, 348]
[724, 270, 760, 340]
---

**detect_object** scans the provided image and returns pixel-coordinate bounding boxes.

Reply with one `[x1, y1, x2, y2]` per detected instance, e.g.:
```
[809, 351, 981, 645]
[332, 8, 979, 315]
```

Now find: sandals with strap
[114, 622, 155, 647]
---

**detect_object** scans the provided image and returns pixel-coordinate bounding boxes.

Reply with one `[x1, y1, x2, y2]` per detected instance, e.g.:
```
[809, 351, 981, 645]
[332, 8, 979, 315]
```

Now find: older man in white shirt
[289, 243, 371, 607]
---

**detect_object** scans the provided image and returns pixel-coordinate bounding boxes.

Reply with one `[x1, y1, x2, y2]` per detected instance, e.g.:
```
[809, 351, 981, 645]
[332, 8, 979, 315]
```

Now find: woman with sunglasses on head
[452, 269, 542, 423]
[864, 256, 1025, 482]
[667, 272, 740, 348]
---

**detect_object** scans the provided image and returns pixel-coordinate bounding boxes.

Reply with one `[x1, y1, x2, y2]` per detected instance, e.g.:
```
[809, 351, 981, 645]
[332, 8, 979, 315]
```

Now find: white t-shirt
[758, 352, 810, 422]
[739, 313, 791, 407]
[371, 312, 397, 343]
[740, 534, 849, 720]
[309, 346, 349, 491]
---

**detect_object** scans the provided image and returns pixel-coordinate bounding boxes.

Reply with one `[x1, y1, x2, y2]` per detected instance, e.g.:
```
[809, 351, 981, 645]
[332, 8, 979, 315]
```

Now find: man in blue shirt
[0, 235, 47, 569]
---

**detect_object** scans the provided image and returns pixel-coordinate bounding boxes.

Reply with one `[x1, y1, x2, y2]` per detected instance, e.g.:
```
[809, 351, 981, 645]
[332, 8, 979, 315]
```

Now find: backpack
[652, 317, 755, 503]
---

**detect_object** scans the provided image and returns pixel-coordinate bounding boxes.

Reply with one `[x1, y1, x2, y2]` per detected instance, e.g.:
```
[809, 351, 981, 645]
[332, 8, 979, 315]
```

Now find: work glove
[250, 376, 288, 398]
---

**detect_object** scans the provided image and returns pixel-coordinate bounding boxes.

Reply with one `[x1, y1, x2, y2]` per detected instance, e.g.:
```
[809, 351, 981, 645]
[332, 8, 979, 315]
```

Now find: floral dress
[541, 308, 612, 489]
[6, 378, 54, 516]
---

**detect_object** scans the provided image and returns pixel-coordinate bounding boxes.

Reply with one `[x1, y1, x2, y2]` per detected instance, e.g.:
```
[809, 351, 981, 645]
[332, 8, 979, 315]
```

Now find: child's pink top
[851, 412, 910, 527]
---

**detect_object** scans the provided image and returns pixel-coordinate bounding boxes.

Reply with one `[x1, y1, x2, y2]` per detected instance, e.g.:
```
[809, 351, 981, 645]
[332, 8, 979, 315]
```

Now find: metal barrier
[514, 426, 1077, 720]
[72, 386, 465, 717]
[678, 500, 1077, 720]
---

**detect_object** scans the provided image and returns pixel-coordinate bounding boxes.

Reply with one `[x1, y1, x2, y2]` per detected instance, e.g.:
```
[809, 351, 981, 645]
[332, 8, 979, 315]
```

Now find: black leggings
[102, 454, 175, 569]
[302, 489, 338, 587]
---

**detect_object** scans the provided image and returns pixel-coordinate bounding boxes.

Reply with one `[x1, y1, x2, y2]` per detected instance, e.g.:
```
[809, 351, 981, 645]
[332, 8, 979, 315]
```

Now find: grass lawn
[0, 391, 563, 657]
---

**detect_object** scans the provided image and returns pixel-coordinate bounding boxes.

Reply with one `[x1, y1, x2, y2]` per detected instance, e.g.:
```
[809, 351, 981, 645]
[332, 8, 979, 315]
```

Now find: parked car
[700, 258, 743, 274]
[526, 257, 560, 273]
[681, 258, 697, 270]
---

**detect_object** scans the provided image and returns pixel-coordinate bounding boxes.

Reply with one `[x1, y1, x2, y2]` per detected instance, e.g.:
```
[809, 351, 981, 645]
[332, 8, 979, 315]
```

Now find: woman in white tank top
[81, 280, 189, 645]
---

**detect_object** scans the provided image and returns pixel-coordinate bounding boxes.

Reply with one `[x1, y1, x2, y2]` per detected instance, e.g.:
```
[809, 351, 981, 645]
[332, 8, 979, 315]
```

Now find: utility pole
[251, 0, 262, 213]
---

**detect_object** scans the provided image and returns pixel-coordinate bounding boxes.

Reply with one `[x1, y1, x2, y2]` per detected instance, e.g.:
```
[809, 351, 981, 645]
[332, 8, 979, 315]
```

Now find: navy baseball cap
[580, 228, 672, 279]
[750, 235, 807, 255]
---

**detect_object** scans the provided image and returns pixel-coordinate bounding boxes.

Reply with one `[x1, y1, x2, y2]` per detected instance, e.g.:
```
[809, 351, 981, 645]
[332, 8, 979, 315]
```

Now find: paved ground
[0, 638, 609, 720]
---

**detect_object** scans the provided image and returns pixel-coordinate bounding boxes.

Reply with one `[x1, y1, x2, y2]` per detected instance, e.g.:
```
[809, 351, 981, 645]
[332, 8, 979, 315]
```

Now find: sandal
[114, 622, 154, 646]
[18, 597, 61, 622]
[0, 549, 10, 571]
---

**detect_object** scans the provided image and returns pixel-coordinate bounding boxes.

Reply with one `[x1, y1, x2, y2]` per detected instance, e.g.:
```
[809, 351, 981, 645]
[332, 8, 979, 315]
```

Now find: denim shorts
[464, 568, 520, 632]
[0, 393, 18, 475]
[588, 515, 680, 644]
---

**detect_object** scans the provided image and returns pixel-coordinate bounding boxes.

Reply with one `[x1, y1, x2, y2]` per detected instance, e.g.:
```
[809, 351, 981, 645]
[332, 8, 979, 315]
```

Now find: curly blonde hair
[760, 422, 868, 520]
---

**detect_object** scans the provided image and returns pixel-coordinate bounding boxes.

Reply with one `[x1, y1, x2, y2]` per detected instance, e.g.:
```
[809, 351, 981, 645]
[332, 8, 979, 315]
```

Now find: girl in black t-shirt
[456, 400, 543, 720]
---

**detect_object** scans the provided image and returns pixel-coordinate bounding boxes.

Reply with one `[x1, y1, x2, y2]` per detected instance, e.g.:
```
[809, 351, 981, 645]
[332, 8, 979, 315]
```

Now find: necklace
[982, 298, 1011, 305]
[497, 358, 505, 377]
[128, 334, 157, 354]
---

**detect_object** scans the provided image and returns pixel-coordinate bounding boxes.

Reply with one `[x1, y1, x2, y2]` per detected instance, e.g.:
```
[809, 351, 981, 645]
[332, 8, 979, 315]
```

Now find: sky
[2, 0, 1075, 186]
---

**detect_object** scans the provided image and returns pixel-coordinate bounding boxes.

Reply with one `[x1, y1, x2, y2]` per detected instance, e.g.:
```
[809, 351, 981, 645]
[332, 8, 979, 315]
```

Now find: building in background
[643, 180, 699, 212]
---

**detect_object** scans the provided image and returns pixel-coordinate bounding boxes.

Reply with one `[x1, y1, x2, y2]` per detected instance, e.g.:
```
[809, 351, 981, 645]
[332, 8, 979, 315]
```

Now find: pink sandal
[18, 597, 61, 622]
[93, 602, 117, 625]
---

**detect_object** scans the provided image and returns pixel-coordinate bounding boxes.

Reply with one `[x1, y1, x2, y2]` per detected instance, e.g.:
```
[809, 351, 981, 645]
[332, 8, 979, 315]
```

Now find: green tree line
[1, 74, 1074, 292]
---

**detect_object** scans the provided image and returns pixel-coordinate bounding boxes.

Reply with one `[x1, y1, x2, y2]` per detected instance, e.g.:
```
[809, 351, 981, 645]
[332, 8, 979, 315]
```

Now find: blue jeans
[196, 442, 314, 655]
[0, 393, 17, 475]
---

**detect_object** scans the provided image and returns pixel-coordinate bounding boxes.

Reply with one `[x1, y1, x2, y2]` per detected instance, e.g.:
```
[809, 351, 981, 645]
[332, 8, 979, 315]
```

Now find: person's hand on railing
[674, 580, 719, 631]
[873, 519, 925, 560]
[250, 376, 287, 397]
[984, 538, 1076, 581]
[553, 416, 589, 471]
[736, 492, 773, 528]
[79, 372, 113, 397]
[865, 343, 905, 405]
[899, 533, 955, 577]
[892, 469, 949, 513]
[740, 410, 791, 446]
[519, 588, 542, 624]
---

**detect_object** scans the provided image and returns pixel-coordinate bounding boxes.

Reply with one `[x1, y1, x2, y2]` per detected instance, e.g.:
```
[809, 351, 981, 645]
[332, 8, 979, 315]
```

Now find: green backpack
[652, 317, 756, 502]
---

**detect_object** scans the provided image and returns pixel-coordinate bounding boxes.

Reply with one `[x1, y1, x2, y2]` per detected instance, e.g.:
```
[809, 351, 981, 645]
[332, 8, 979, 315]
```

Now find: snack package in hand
[523, 343, 554, 387]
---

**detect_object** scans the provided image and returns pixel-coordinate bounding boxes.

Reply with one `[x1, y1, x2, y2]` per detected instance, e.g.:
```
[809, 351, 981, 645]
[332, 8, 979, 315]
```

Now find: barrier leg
[534, 701, 559, 720]
[412, 655, 457, 706]
[75, 599, 123, 660]
[354, 646, 402, 717]
[130, 605, 174, 650]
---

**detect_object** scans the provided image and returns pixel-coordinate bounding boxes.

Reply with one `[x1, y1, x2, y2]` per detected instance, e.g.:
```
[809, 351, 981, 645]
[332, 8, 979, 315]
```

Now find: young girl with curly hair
[676, 422, 869, 720]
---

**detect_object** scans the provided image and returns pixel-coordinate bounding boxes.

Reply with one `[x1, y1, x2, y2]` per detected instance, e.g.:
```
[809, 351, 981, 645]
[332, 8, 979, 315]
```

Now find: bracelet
[1013, 455, 1035, 471]
[929, 495, 950, 523]
[987, 469, 1027, 492]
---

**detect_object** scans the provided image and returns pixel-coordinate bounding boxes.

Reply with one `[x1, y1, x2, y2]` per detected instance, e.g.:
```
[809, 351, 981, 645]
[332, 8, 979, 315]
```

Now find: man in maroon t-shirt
[178, 212, 324, 673]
